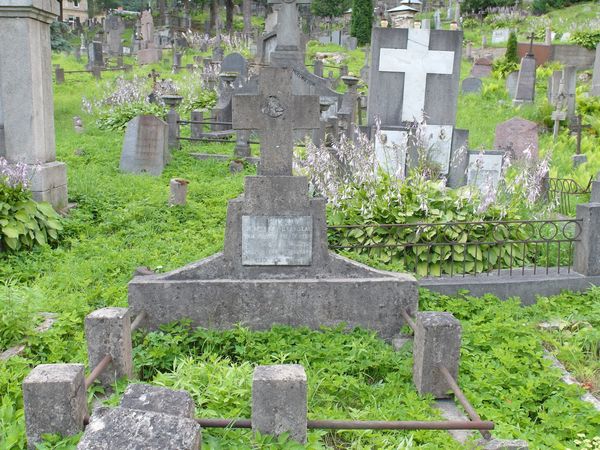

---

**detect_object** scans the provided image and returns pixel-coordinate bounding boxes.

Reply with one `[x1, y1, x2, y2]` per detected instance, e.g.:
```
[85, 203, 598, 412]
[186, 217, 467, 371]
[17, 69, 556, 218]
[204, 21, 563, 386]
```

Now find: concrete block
[413, 312, 461, 398]
[77, 407, 201, 449]
[572, 154, 587, 168]
[85, 307, 133, 387]
[252, 364, 307, 443]
[120, 383, 196, 418]
[481, 438, 529, 449]
[23, 364, 87, 449]
[575, 203, 600, 276]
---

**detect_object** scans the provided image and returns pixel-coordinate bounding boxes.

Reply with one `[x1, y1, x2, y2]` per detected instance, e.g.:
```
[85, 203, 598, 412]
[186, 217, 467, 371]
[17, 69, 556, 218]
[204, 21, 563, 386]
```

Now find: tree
[225, 0, 234, 32]
[506, 31, 518, 64]
[311, 0, 351, 22]
[351, 0, 372, 46]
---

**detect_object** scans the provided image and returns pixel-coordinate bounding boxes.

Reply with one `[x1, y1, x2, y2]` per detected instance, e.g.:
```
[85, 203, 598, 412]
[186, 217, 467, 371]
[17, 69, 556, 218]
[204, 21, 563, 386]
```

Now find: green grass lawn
[1, 34, 600, 448]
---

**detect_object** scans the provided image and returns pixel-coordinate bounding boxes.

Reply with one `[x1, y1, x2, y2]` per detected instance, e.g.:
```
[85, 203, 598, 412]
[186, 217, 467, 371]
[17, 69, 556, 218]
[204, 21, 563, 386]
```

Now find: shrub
[506, 31, 519, 64]
[570, 30, 600, 50]
[351, 0, 373, 46]
[0, 159, 62, 252]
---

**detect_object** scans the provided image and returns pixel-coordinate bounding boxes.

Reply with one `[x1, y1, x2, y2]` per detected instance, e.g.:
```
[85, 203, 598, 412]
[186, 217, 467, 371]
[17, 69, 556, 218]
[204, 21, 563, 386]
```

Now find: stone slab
[467, 151, 504, 191]
[77, 407, 201, 450]
[591, 43, 600, 96]
[462, 77, 483, 94]
[514, 55, 536, 103]
[242, 216, 313, 266]
[120, 115, 169, 176]
[120, 383, 196, 418]
[494, 117, 538, 160]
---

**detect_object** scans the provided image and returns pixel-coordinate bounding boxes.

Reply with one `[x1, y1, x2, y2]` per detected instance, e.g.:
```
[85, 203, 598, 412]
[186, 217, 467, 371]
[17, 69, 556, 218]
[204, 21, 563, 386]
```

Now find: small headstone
[105, 14, 125, 56]
[590, 43, 600, 96]
[221, 52, 248, 82]
[470, 57, 493, 78]
[467, 151, 504, 191]
[87, 41, 103, 68]
[491, 29, 509, 44]
[494, 117, 538, 160]
[506, 71, 519, 99]
[513, 55, 536, 104]
[120, 115, 169, 176]
[461, 77, 483, 94]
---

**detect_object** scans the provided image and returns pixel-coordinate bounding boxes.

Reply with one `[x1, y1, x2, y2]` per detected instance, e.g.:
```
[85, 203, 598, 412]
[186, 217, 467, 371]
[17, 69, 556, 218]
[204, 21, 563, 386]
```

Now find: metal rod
[439, 366, 492, 439]
[194, 417, 494, 431]
[131, 311, 147, 332]
[178, 120, 233, 126]
[400, 309, 416, 332]
[85, 354, 112, 389]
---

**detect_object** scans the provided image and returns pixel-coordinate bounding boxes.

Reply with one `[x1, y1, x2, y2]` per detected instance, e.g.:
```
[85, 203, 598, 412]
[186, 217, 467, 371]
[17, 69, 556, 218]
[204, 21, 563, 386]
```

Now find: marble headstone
[467, 151, 504, 191]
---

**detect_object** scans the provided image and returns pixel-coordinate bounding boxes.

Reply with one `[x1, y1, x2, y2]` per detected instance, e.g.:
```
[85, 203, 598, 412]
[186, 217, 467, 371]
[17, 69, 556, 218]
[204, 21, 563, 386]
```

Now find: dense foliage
[569, 30, 600, 50]
[350, 0, 373, 45]
[50, 21, 72, 52]
[506, 31, 519, 64]
[311, 0, 352, 20]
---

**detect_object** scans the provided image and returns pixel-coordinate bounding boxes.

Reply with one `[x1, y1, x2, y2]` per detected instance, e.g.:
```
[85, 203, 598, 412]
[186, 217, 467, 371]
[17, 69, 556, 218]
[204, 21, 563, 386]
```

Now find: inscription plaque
[242, 216, 313, 266]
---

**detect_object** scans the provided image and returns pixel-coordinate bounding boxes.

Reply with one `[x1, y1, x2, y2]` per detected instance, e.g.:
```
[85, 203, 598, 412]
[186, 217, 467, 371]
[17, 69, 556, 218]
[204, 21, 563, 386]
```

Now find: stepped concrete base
[128, 252, 418, 341]
[29, 161, 68, 210]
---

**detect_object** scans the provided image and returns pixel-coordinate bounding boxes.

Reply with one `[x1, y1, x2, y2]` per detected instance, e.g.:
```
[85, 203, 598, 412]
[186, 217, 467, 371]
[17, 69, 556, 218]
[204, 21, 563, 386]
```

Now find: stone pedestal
[23, 364, 87, 449]
[0, 0, 68, 210]
[574, 203, 600, 276]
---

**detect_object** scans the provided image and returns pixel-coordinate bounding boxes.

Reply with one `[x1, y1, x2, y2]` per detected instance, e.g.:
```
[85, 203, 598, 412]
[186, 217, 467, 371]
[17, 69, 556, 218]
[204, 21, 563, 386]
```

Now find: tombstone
[506, 70, 519, 99]
[433, 10, 441, 30]
[344, 36, 358, 51]
[87, 41, 104, 68]
[265, 9, 278, 33]
[513, 54, 536, 104]
[467, 151, 504, 191]
[545, 27, 552, 45]
[212, 45, 224, 62]
[471, 57, 493, 78]
[592, 43, 600, 96]
[421, 18, 430, 30]
[221, 53, 248, 83]
[547, 70, 562, 105]
[127, 67, 418, 340]
[462, 77, 483, 94]
[120, 115, 169, 176]
[267, 0, 311, 68]
[0, 0, 68, 209]
[491, 29, 509, 44]
[367, 28, 464, 176]
[138, 10, 162, 65]
[562, 66, 577, 122]
[494, 117, 538, 160]
[105, 14, 125, 56]
[465, 42, 473, 60]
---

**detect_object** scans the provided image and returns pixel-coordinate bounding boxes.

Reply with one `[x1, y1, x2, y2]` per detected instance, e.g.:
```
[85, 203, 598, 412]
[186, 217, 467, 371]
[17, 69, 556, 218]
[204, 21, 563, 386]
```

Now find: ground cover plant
[1, 20, 600, 448]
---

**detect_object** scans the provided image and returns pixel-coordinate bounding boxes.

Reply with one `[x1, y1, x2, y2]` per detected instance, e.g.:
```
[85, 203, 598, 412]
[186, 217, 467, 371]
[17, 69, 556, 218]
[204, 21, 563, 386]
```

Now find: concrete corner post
[167, 108, 180, 150]
[574, 203, 600, 276]
[190, 110, 203, 140]
[84, 307, 133, 388]
[413, 312, 462, 399]
[0, 0, 68, 209]
[252, 365, 307, 444]
[23, 364, 87, 449]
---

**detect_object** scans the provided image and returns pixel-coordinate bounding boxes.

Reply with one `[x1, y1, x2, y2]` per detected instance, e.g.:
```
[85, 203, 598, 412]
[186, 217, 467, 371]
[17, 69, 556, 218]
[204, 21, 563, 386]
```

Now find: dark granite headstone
[494, 117, 538, 160]
[462, 77, 483, 93]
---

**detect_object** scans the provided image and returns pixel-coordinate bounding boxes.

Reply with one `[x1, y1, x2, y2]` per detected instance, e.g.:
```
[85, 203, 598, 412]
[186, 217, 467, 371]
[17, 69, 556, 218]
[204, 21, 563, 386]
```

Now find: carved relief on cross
[232, 67, 320, 176]
[379, 29, 455, 122]
[267, 0, 311, 50]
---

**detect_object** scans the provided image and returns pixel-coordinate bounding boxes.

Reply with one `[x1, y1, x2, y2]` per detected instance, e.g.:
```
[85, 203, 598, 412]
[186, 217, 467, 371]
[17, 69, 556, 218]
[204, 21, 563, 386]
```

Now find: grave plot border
[544, 176, 592, 216]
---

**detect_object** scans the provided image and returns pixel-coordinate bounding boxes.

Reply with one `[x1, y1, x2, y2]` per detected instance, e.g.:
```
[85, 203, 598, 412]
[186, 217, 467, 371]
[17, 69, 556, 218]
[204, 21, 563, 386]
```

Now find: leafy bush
[0, 159, 62, 252]
[492, 57, 519, 79]
[570, 30, 600, 50]
[350, 0, 373, 46]
[50, 21, 72, 52]
[0, 284, 35, 351]
[506, 31, 519, 64]
[96, 102, 167, 131]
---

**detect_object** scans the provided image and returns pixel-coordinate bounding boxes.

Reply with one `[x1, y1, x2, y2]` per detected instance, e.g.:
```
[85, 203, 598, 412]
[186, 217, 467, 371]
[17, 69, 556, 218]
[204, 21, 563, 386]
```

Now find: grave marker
[494, 117, 538, 160]
[467, 151, 504, 191]
[120, 115, 169, 176]
[267, 0, 311, 67]
[592, 43, 600, 96]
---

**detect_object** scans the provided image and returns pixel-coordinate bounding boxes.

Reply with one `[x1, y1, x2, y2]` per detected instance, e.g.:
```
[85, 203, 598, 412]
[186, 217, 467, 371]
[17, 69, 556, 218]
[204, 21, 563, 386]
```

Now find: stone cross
[379, 29, 455, 122]
[267, 0, 310, 50]
[148, 69, 161, 89]
[527, 32, 535, 56]
[232, 67, 320, 176]
[569, 115, 590, 155]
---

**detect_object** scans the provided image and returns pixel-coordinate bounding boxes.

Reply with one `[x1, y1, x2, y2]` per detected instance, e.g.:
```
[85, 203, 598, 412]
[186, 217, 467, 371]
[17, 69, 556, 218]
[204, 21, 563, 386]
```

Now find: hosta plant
[0, 158, 62, 252]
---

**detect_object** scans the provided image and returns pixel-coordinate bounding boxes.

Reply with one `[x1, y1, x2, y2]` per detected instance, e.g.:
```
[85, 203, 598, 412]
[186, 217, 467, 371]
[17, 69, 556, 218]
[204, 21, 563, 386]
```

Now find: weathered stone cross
[379, 29, 455, 122]
[268, 0, 310, 51]
[232, 67, 320, 176]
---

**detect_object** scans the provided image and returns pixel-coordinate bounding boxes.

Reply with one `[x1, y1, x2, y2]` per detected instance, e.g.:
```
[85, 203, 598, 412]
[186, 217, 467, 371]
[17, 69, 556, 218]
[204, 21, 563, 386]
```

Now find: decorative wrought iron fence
[545, 176, 592, 216]
[328, 218, 582, 278]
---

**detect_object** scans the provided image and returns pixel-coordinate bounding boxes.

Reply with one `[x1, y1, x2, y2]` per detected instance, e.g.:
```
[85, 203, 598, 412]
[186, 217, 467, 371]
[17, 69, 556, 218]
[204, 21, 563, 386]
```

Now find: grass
[0, 30, 599, 448]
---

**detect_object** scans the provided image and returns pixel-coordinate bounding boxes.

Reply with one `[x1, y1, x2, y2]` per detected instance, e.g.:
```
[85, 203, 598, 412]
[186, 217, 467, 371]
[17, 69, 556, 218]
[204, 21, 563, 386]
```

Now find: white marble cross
[379, 29, 455, 122]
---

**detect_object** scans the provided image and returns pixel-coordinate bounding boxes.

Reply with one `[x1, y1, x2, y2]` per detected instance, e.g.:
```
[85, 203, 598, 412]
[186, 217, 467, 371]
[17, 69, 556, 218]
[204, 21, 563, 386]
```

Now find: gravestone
[562, 66, 577, 122]
[506, 70, 519, 99]
[494, 117, 538, 160]
[467, 151, 504, 191]
[138, 10, 162, 65]
[221, 52, 248, 83]
[87, 41, 103, 68]
[513, 54, 536, 104]
[434, 10, 441, 30]
[491, 29, 509, 44]
[462, 77, 483, 93]
[547, 70, 562, 105]
[105, 14, 125, 56]
[367, 28, 466, 176]
[0, 0, 68, 209]
[470, 57, 493, 78]
[128, 67, 418, 340]
[267, 0, 311, 68]
[120, 115, 169, 176]
[592, 43, 600, 96]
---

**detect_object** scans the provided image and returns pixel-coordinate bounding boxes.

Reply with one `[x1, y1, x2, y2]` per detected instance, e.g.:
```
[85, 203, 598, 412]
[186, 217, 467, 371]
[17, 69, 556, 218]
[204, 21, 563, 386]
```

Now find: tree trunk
[225, 0, 234, 33]
[243, 0, 252, 34]
[209, 0, 218, 34]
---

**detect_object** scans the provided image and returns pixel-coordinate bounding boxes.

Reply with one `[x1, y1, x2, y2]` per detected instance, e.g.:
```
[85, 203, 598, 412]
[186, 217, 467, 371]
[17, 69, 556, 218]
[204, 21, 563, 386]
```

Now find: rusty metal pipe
[194, 417, 494, 431]
[85, 354, 112, 389]
[440, 366, 492, 439]
[130, 311, 147, 332]
[400, 309, 417, 332]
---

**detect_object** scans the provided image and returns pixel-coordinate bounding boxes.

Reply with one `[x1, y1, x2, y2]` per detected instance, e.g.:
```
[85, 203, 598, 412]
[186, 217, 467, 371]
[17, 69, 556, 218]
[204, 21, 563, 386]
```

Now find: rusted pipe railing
[401, 309, 416, 332]
[84, 354, 112, 389]
[131, 311, 147, 332]
[440, 366, 492, 439]
[195, 417, 494, 431]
